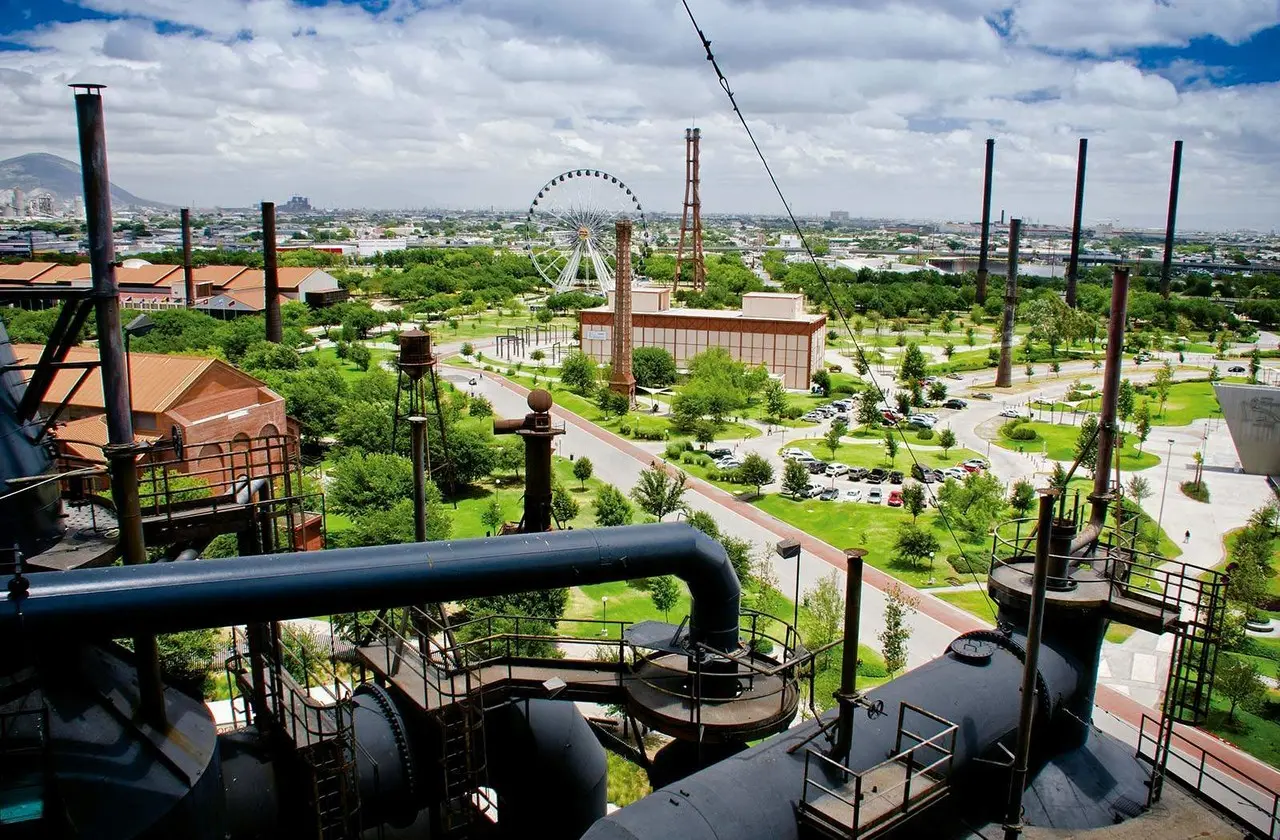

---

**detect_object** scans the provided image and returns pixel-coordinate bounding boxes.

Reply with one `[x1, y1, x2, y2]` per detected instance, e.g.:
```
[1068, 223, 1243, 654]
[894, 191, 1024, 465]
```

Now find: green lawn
[992, 420, 1160, 471]
[1132, 379, 1226, 427]
[310, 345, 394, 383]
[1203, 659, 1280, 769]
[927, 348, 996, 374]
[933, 590, 999, 623]
[753, 494, 992, 589]
[448, 458, 612, 538]
[786, 439, 984, 472]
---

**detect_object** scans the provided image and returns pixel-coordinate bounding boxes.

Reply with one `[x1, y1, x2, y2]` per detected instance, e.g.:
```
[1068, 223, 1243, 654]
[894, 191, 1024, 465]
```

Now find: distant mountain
[0, 153, 167, 208]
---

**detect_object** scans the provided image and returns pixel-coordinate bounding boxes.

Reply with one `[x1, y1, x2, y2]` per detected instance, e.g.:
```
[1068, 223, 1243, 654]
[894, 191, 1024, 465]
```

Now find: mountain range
[0, 153, 165, 208]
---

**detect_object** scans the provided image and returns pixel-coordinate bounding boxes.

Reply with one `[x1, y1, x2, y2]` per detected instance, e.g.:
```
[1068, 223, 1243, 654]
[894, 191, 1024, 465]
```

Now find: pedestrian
[1184, 529, 1191, 544]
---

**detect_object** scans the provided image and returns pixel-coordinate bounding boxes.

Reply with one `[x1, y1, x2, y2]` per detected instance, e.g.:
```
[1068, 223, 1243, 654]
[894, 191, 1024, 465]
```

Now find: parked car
[906, 416, 935, 429]
[972, 392, 994, 400]
[845, 488, 864, 502]
[866, 487, 883, 504]
[963, 458, 989, 470]
[911, 464, 933, 483]
[825, 463, 849, 477]
[716, 458, 742, 470]
[943, 467, 968, 481]
[847, 467, 869, 480]
[881, 410, 902, 424]
[889, 470, 904, 484]
[780, 448, 805, 459]
[802, 412, 823, 422]
[946, 372, 964, 381]
[1228, 365, 1247, 374]
[959, 462, 980, 473]
[819, 487, 841, 501]
[832, 399, 853, 411]
[943, 398, 968, 410]
[804, 483, 826, 498]
[887, 489, 904, 507]
[866, 469, 888, 484]
[1000, 407, 1023, 418]
[806, 461, 828, 475]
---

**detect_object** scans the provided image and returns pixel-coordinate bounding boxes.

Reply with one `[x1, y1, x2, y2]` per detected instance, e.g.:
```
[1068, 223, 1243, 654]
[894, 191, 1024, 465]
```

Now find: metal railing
[799, 702, 959, 838]
[1137, 713, 1280, 839]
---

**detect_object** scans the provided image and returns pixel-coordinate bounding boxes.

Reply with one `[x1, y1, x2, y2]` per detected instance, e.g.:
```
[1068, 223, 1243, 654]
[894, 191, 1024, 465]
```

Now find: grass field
[992, 420, 1160, 471]
[786, 439, 984, 472]
[310, 345, 394, 383]
[933, 589, 999, 623]
[1133, 379, 1227, 427]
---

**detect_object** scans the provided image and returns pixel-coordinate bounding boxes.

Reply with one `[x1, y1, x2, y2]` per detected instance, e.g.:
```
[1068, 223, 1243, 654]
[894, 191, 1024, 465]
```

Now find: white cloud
[0, 0, 1274, 229]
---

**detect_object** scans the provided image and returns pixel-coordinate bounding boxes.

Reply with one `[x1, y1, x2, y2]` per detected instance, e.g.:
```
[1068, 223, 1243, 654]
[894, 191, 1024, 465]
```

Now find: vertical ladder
[302, 705, 360, 840]
[438, 696, 489, 838]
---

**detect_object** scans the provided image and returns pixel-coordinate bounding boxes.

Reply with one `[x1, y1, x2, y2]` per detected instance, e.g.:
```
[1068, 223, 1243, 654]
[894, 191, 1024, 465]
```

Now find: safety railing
[1137, 713, 1279, 839]
[799, 702, 958, 838]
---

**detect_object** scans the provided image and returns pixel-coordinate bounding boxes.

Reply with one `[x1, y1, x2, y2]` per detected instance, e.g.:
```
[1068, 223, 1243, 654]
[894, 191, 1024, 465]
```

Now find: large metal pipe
[976, 138, 994, 306]
[1071, 267, 1129, 553]
[1159, 140, 1183, 300]
[995, 218, 1020, 388]
[1003, 492, 1057, 839]
[409, 416, 428, 542]
[261, 201, 282, 342]
[833, 547, 865, 763]
[4, 523, 741, 653]
[1065, 138, 1087, 309]
[72, 83, 165, 726]
[181, 207, 195, 307]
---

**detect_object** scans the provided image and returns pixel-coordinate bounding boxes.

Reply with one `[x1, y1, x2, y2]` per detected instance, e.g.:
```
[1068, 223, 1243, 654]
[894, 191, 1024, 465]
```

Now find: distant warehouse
[579, 290, 826, 390]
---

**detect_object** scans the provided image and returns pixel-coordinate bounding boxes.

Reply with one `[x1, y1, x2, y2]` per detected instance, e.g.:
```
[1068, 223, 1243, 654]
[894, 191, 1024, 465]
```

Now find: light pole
[600, 596, 608, 636]
[1155, 438, 1176, 538]
[775, 538, 803, 639]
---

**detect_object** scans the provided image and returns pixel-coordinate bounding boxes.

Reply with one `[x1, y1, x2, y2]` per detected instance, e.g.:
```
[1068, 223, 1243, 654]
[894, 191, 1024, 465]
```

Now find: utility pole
[1065, 139, 1087, 308]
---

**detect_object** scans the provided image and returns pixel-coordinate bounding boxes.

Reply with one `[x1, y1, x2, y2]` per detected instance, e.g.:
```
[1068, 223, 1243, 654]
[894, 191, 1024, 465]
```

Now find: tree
[328, 453, 414, 515]
[894, 392, 911, 417]
[347, 342, 373, 371]
[551, 484, 580, 526]
[649, 575, 680, 622]
[737, 452, 775, 499]
[1153, 360, 1174, 419]
[937, 428, 957, 457]
[573, 457, 594, 489]
[811, 369, 831, 396]
[1049, 360, 1061, 377]
[783, 459, 811, 499]
[633, 346, 677, 388]
[631, 464, 688, 521]
[927, 380, 947, 403]
[153, 629, 221, 695]
[801, 571, 844, 669]
[1048, 462, 1070, 492]
[763, 378, 788, 421]
[879, 584, 917, 677]
[901, 482, 926, 522]
[596, 389, 630, 418]
[481, 499, 506, 535]
[944, 342, 956, 360]
[1117, 379, 1135, 426]
[1024, 363, 1035, 382]
[1215, 658, 1265, 723]
[1075, 415, 1100, 476]
[436, 421, 498, 487]
[560, 350, 598, 395]
[535, 306, 555, 324]
[335, 399, 397, 455]
[1133, 403, 1152, 453]
[282, 365, 349, 442]
[1009, 479, 1036, 517]
[694, 420, 717, 449]
[894, 522, 940, 569]
[857, 389, 882, 431]
[594, 484, 634, 526]
[337, 492, 451, 548]
[824, 419, 848, 460]
[884, 430, 899, 465]
[899, 343, 928, 382]
[965, 326, 975, 346]
[468, 395, 493, 417]
[936, 471, 1007, 537]
[1249, 347, 1262, 384]
[1126, 475, 1151, 507]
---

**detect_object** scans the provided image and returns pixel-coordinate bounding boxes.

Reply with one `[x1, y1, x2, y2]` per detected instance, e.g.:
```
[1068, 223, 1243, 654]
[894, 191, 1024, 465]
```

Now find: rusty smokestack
[262, 200, 283, 342]
[976, 138, 994, 306]
[995, 218, 1020, 388]
[609, 219, 636, 401]
[1065, 138, 1087, 309]
[180, 207, 195, 307]
[494, 390, 564, 533]
[72, 83, 166, 725]
[1159, 140, 1183, 299]
[833, 547, 866, 763]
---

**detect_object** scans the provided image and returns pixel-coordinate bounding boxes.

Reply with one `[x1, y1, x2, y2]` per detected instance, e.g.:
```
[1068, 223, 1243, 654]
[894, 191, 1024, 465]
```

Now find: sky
[0, 0, 1277, 230]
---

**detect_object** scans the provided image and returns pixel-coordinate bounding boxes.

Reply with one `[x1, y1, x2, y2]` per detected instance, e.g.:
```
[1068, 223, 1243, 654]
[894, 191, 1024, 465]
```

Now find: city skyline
[0, 0, 1277, 231]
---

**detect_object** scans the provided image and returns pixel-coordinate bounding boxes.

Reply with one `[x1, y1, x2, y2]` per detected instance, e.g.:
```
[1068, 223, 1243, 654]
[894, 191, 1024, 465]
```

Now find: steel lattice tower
[675, 128, 706, 293]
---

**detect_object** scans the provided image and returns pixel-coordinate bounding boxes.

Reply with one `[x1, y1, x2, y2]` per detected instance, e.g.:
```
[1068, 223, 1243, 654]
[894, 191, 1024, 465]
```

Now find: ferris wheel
[525, 169, 648, 294]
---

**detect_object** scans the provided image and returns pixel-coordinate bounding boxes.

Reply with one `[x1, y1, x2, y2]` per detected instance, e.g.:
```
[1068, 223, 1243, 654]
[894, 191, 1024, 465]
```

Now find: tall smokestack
[976, 138, 994, 306]
[1159, 140, 1183, 299]
[180, 207, 195, 307]
[1065, 138, 1087, 309]
[261, 201, 283, 343]
[995, 218, 1021, 388]
[609, 220, 636, 401]
[72, 83, 165, 725]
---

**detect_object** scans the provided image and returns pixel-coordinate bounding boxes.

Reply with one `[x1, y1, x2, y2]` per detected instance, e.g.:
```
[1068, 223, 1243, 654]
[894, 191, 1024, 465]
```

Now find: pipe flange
[356, 682, 417, 800]
[953, 630, 1052, 723]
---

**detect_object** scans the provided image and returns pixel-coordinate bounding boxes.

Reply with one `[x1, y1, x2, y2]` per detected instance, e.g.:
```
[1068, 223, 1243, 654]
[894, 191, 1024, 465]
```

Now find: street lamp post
[601, 596, 609, 636]
[775, 538, 803, 640]
[1155, 438, 1176, 538]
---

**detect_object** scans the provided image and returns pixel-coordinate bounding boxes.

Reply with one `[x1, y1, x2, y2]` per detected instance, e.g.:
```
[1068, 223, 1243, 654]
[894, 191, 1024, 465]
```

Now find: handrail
[1137, 714, 1280, 839]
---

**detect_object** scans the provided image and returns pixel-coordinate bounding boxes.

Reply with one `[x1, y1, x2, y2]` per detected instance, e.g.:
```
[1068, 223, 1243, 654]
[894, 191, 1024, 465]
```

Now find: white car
[943, 467, 968, 481]
[1000, 407, 1025, 418]
[804, 484, 826, 498]
[716, 458, 742, 470]
[845, 488, 864, 502]
[963, 458, 989, 470]
[780, 448, 805, 459]
[825, 463, 849, 477]
[866, 488, 883, 504]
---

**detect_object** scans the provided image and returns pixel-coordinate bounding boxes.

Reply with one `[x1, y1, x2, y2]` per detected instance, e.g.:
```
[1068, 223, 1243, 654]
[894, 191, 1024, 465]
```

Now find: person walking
[1184, 529, 1191, 544]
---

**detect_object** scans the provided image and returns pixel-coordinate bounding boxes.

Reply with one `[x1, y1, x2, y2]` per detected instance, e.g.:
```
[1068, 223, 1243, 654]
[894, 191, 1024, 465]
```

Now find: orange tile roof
[29, 264, 92, 284]
[192, 265, 253, 288]
[0, 262, 60, 282]
[55, 414, 161, 462]
[11, 344, 216, 414]
[117, 264, 181, 287]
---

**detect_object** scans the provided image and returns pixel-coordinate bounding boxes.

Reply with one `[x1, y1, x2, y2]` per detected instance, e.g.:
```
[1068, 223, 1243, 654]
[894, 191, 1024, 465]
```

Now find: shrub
[707, 469, 722, 482]
[681, 453, 696, 464]
[461, 342, 474, 356]
[857, 658, 888, 679]
[619, 423, 632, 436]
[505, 367, 516, 377]
[915, 428, 935, 441]
[782, 405, 804, 420]
[483, 365, 494, 372]
[1001, 420, 1037, 441]
[827, 364, 842, 373]
[634, 428, 667, 441]
[948, 550, 992, 576]
[1180, 481, 1211, 503]
[664, 442, 685, 460]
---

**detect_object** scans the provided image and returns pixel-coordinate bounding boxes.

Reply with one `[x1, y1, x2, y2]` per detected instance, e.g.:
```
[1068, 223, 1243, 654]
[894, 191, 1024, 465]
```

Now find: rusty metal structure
[675, 127, 706, 293]
[995, 218, 1020, 388]
[1159, 140, 1184, 299]
[608, 220, 636, 402]
[976, 138, 995, 306]
[1065, 138, 1087, 309]
[262, 200, 283, 342]
[181, 206, 195, 307]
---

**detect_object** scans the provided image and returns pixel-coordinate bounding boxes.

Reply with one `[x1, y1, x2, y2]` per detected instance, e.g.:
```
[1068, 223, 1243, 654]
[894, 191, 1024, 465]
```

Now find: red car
[960, 463, 981, 473]
[887, 490, 904, 507]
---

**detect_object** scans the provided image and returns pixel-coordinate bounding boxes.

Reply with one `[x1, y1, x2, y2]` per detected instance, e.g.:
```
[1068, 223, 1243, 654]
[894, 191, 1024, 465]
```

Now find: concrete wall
[1213, 383, 1280, 475]
[742, 292, 803, 320]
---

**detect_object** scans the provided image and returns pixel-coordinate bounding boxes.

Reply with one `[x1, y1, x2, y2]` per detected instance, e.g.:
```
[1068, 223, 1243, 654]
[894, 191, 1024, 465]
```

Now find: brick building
[579, 290, 827, 390]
